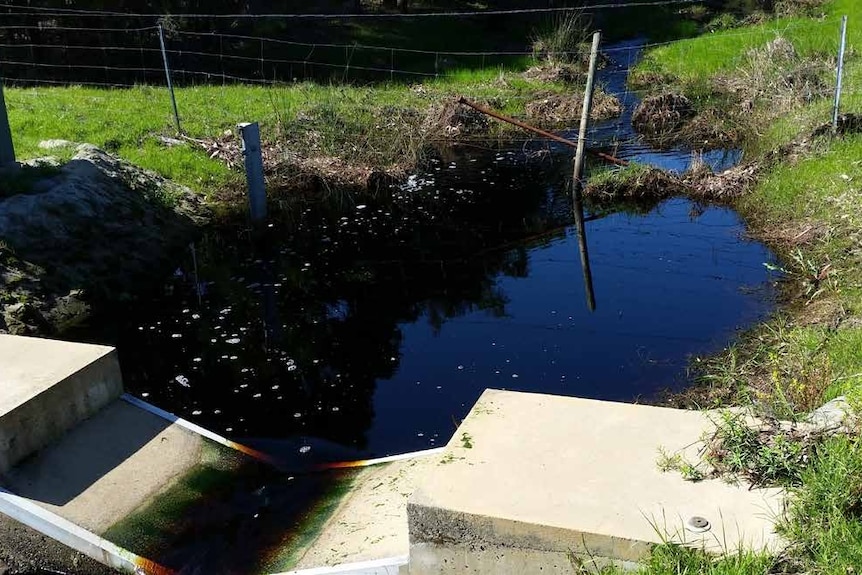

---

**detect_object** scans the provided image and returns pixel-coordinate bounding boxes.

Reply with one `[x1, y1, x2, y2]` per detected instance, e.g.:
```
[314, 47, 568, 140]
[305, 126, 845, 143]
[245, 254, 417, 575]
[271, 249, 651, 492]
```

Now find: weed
[531, 10, 589, 67]
[460, 432, 473, 449]
[656, 447, 706, 481]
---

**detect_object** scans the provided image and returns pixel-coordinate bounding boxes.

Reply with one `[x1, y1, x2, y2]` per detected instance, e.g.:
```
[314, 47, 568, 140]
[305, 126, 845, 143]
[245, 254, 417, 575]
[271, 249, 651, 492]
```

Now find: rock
[805, 396, 855, 433]
[2, 303, 51, 336]
[38, 139, 77, 150]
[0, 145, 210, 336]
[46, 290, 91, 331]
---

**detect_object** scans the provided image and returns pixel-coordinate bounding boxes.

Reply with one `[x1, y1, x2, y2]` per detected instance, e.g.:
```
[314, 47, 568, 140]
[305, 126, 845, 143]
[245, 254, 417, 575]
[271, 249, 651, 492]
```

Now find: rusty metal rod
[457, 97, 629, 167]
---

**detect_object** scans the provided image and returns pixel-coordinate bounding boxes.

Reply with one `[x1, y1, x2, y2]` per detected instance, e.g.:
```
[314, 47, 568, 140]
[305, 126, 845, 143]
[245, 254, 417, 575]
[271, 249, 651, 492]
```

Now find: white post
[158, 24, 182, 135]
[238, 122, 267, 223]
[0, 81, 15, 166]
[832, 15, 848, 132]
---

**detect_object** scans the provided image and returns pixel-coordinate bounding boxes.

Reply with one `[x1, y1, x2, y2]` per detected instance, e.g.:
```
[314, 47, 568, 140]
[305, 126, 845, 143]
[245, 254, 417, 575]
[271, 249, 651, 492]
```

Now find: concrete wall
[0, 351, 123, 473]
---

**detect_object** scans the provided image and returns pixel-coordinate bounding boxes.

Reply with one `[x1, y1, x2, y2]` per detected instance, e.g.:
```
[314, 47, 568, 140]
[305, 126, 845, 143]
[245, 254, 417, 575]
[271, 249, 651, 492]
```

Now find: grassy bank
[617, 0, 862, 573]
[6, 60, 619, 199]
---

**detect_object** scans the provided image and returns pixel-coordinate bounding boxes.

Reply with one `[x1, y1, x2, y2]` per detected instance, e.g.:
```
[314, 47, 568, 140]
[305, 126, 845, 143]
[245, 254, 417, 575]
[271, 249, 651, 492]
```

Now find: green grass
[634, 0, 861, 83]
[5, 64, 578, 195]
[627, 1, 862, 573]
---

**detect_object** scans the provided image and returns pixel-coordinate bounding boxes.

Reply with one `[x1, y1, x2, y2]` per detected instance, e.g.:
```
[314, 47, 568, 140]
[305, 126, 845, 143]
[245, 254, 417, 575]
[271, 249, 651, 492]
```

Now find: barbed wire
[0, 0, 705, 19]
[0, 24, 158, 32]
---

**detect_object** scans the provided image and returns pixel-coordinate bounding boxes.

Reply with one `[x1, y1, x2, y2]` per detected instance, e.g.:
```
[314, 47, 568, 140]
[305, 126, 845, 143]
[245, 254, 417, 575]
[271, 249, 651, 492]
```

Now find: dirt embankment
[629, 37, 832, 150]
[0, 144, 209, 336]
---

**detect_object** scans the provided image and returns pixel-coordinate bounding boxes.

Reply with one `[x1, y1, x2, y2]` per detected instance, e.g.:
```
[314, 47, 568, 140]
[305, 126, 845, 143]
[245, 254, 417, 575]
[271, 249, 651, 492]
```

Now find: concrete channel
[0, 335, 784, 574]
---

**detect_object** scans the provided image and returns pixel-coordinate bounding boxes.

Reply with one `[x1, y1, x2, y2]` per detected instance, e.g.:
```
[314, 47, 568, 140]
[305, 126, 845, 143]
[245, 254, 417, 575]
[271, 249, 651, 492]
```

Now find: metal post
[158, 24, 182, 135]
[238, 122, 267, 223]
[832, 15, 848, 132]
[0, 81, 15, 166]
[572, 31, 602, 312]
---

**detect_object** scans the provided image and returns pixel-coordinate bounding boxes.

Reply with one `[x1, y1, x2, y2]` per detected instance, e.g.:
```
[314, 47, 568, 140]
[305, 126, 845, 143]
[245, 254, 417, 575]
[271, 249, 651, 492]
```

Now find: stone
[38, 139, 77, 150]
[806, 396, 855, 433]
[2, 303, 51, 336]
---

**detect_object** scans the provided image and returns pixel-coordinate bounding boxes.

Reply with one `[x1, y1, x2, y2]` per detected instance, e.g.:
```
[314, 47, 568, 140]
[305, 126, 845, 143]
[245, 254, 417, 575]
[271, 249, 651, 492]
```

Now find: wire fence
[0, 6, 856, 162]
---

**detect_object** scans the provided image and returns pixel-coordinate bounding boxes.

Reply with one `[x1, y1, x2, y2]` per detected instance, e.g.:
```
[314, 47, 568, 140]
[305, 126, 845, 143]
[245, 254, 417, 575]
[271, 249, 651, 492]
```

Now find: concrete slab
[292, 454, 441, 570]
[407, 390, 785, 573]
[0, 335, 122, 472]
[1, 399, 202, 533]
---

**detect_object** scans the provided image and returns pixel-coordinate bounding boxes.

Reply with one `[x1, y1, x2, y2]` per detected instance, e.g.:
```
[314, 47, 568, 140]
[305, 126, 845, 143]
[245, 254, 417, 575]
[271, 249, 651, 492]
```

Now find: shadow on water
[67, 41, 781, 572]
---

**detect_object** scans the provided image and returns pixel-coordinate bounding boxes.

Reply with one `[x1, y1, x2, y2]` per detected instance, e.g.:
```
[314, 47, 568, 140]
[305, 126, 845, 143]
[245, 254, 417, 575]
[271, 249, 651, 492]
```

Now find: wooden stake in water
[832, 15, 849, 133]
[0, 81, 15, 166]
[572, 31, 602, 312]
[189, 242, 202, 306]
[238, 122, 267, 223]
[158, 24, 182, 135]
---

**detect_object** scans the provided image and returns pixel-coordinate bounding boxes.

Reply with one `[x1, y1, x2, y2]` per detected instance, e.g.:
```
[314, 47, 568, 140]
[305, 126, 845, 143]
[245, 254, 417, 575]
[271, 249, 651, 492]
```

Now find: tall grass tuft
[531, 10, 588, 66]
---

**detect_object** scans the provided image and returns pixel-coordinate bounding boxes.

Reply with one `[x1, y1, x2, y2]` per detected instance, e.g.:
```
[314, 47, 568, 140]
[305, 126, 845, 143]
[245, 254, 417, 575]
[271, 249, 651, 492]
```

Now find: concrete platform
[2, 400, 203, 534]
[0, 334, 122, 473]
[407, 389, 785, 574]
[290, 453, 441, 572]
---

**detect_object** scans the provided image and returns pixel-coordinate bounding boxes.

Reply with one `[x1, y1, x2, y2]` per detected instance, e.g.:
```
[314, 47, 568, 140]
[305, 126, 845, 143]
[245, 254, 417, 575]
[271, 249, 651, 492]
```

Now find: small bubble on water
[512, 374, 519, 379]
[226, 338, 241, 344]
[193, 357, 202, 363]
[457, 365, 464, 370]
[192, 410, 202, 416]
[174, 375, 190, 387]
[299, 446, 311, 454]
[141, 392, 150, 398]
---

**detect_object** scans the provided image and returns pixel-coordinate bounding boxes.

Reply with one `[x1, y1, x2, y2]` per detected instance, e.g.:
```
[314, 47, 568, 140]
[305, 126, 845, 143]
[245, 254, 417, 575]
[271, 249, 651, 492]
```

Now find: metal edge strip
[0, 487, 174, 575]
[123, 394, 446, 469]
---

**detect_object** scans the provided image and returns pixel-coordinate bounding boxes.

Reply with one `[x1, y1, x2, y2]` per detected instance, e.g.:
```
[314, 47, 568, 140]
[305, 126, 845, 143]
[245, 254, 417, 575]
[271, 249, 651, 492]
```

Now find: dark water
[91, 141, 777, 459]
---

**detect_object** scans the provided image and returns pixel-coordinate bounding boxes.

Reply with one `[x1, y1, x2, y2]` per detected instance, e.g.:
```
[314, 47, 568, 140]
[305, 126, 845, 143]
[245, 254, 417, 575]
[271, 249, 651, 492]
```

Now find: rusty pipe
[457, 97, 628, 167]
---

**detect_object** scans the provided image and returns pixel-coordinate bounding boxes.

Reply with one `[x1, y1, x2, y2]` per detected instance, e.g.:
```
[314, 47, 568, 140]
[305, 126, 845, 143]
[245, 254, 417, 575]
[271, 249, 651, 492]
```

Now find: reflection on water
[83, 146, 778, 458]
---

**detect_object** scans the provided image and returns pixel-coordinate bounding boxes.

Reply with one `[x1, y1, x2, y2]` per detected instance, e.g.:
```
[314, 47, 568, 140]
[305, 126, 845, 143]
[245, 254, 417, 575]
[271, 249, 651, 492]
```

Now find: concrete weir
[407, 389, 785, 574]
[0, 335, 786, 574]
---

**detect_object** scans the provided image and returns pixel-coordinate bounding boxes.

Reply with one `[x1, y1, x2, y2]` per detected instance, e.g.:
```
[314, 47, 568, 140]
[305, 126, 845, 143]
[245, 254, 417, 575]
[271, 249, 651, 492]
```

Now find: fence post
[0, 80, 15, 166]
[238, 122, 267, 223]
[572, 31, 602, 312]
[832, 15, 848, 132]
[158, 24, 182, 135]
